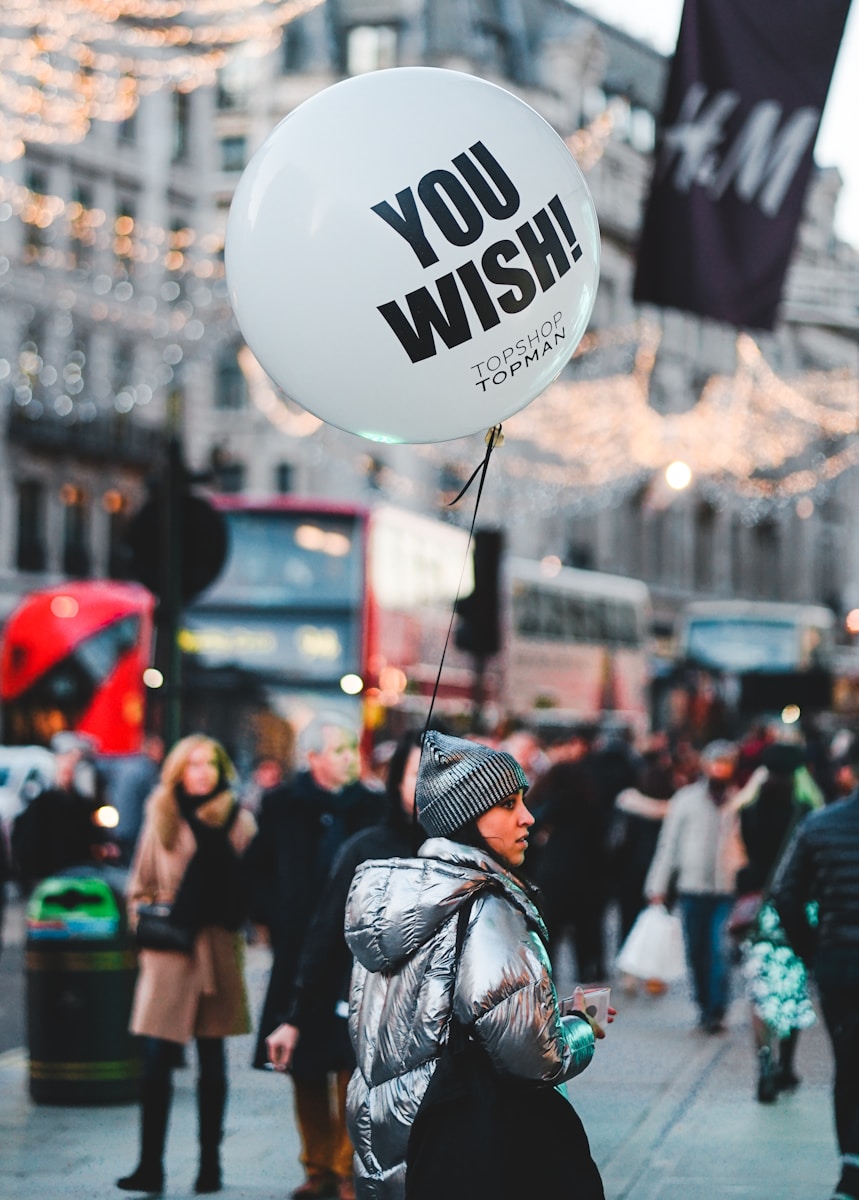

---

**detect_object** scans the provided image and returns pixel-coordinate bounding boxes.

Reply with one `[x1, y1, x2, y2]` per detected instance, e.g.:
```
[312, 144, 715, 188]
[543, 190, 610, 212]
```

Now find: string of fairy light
[0, 162, 235, 420]
[417, 321, 859, 518]
[0, 0, 324, 421]
[0, 0, 325, 160]
[0, 11, 857, 511]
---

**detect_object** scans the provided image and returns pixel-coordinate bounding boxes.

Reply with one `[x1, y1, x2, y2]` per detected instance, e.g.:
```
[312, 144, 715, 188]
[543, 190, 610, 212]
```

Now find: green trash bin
[25, 872, 141, 1104]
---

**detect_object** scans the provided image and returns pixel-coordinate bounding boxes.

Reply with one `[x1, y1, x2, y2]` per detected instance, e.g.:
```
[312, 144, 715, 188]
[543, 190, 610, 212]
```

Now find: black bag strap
[446, 888, 489, 1053]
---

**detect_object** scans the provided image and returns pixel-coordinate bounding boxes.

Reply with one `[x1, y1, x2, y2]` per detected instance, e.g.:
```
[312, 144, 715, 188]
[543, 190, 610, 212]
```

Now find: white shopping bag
[615, 904, 686, 983]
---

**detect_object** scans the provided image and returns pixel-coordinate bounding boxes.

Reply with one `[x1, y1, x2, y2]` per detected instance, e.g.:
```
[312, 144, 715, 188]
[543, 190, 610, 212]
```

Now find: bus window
[198, 511, 363, 609]
[0, 582, 153, 753]
[686, 618, 798, 673]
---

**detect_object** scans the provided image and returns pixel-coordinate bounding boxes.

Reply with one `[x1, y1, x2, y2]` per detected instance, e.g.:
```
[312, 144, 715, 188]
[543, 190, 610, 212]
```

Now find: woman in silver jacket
[344, 730, 605, 1200]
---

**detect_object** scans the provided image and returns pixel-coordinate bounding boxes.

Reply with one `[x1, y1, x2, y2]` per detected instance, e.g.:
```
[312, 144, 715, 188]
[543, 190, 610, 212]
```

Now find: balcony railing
[7, 408, 166, 467]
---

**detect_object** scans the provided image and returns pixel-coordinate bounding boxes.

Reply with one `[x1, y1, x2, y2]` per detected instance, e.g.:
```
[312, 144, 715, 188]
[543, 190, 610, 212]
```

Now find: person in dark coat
[735, 743, 818, 1103]
[267, 731, 424, 1194]
[526, 730, 607, 980]
[248, 713, 384, 1200]
[610, 755, 675, 944]
[771, 746, 859, 1200]
[10, 732, 116, 893]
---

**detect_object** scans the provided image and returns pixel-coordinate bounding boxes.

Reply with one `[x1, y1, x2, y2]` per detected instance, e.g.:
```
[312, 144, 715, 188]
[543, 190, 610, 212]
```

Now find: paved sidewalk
[0, 926, 843, 1199]
[1, 943, 307, 1200]
[576, 982, 837, 1199]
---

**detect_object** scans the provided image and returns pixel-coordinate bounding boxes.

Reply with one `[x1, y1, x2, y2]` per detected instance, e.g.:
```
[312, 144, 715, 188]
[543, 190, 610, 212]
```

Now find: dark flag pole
[633, 0, 851, 330]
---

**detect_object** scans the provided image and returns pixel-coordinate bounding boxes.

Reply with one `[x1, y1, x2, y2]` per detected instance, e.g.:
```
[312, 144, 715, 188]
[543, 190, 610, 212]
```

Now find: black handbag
[135, 903, 196, 955]
[406, 889, 604, 1200]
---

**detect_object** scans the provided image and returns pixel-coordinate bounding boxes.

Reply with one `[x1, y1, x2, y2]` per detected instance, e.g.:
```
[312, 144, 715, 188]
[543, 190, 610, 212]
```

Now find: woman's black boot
[776, 1030, 801, 1090]
[117, 1075, 172, 1192]
[194, 1077, 226, 1193]
[756, 1046, 778, 1104]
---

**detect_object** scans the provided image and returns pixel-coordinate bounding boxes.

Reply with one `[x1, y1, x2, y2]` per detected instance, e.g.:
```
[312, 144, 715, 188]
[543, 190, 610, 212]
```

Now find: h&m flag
[633, 0, 851, 330]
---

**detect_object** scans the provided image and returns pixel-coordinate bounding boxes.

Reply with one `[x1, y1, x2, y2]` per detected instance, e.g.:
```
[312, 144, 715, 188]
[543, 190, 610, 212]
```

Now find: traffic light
[125, 488, 228, 605]
[454, 529, 503, 657]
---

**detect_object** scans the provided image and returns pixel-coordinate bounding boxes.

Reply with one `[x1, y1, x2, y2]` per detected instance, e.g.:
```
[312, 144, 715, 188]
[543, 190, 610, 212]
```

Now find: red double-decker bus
[177, 498, 476, 769]
[0, 580, 155, 754]
[178, 498, 651, 770]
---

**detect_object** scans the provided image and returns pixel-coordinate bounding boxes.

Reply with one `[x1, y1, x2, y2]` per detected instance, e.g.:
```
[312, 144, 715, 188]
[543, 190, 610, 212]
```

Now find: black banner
[633, 0, 851, 329]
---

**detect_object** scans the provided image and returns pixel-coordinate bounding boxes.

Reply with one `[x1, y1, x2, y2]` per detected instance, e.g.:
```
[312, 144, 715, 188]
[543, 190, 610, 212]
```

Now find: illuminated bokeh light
[0, 0, 325, 160]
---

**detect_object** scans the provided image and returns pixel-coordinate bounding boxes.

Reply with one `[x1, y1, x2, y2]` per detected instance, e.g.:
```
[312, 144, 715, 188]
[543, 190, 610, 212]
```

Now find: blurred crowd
[2, 712, 857, 991]
[1, 711, 858, 1200]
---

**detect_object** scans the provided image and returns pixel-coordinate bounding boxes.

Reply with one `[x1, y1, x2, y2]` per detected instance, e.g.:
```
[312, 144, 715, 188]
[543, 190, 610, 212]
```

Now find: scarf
[169, 783, 248, 934]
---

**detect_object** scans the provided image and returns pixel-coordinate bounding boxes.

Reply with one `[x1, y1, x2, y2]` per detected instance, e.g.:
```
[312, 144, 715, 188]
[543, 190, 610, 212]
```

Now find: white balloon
[225, 67, 600, 444]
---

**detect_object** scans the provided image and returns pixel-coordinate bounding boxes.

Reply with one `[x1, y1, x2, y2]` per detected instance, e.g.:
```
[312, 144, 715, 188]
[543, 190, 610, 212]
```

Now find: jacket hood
[345, 837, 544, 973]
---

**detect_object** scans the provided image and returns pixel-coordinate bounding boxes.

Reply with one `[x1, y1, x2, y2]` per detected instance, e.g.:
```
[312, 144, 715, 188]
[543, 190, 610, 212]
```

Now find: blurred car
[0, 745, 56, 847]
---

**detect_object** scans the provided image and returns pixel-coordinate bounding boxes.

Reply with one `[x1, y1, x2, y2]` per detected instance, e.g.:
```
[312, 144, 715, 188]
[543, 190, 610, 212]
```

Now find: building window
[730, 516, 744, 593]
[113, 340, 134, 396]
[172, 90, 191, 162]
[106, 493, 131, 579]
[751, 521, 779, 598]
[646, 510, 665, 583]
[19, 321, 47, 403]
[114, 199, 136, 276]
[62, 336, 89, 409]
[61, 486, 91, 578]
[24, 166, 49, 258]
[216, 461, 245, 494]
[217, 54, 253, 109]
[167, 216, 190, 283]
[275, 462, 293, 494]
[216, 347, 247, 410]
[566, 542, 594, 570]
[346, 25, 398, 75]
[16, 480, 46, 572]
[118, 98, 138, 144]
[693, 502, 716, 591]
[281, 19, 308, 72]
[220, 135, 247, 173]
[70, 182, 95, 269]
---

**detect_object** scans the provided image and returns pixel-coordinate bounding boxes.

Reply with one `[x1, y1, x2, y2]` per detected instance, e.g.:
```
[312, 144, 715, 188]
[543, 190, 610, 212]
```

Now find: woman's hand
[570, 987, 616, 1040]
[266, 1023, 300, 1072]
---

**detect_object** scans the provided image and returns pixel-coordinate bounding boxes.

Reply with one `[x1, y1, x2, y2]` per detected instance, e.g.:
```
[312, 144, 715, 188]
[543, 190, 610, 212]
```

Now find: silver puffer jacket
[344, 838, 596, 1200]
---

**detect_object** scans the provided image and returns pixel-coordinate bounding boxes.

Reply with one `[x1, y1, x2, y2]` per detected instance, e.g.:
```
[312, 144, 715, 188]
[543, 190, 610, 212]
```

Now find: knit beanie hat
[416, 731, 529, 839]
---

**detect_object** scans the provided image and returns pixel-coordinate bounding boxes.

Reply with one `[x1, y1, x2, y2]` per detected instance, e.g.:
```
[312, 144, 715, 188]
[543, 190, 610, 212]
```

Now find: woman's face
[475, 790, 534, 867]
[182, 743, 221, 797]
[399, 746, 421, 817]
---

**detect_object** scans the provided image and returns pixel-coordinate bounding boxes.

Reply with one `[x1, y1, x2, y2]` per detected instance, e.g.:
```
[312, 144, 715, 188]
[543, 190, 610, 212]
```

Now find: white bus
[502, 557, 652, 734]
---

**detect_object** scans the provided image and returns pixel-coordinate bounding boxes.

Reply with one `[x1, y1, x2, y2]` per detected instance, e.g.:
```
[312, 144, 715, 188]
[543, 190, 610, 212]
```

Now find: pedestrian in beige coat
[117, 734, 256, 1197]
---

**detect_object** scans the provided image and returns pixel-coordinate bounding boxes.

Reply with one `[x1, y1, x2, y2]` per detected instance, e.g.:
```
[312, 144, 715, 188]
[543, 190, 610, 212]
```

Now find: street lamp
[665, 460, 693, 491]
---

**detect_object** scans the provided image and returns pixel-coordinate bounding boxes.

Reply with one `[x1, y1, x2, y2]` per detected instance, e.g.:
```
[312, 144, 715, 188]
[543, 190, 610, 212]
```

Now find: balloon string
[422, 424, 503, 740]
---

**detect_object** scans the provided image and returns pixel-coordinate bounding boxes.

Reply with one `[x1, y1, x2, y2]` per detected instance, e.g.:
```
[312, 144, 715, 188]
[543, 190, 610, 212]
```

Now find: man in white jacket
[645, 740, 746, 1034]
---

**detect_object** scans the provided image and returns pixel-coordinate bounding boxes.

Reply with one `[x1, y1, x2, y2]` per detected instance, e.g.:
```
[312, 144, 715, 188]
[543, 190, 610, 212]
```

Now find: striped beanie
[416, 731, 529, 839]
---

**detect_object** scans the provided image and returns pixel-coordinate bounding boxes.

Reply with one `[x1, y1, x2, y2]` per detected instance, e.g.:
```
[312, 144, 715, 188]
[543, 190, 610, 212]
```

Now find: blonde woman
[117, 735, 256, 1196]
